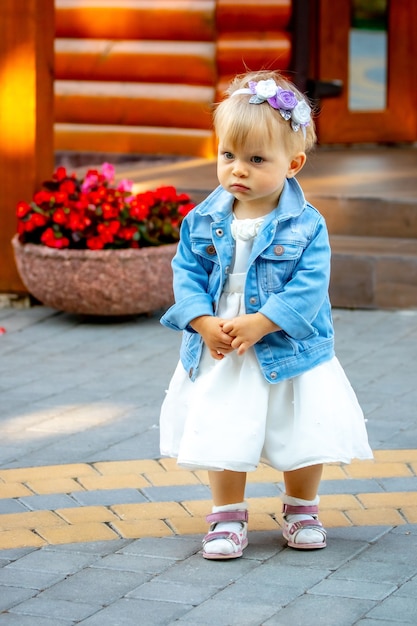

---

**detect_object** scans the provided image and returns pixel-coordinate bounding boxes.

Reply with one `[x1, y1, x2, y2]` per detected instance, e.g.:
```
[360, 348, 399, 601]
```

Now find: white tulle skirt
[160, 274, 373, 472]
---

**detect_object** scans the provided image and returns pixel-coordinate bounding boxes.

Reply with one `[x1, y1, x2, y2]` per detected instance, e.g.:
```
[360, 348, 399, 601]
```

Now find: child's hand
[222, 313, 280, 355]
[190, 315, 234, 360]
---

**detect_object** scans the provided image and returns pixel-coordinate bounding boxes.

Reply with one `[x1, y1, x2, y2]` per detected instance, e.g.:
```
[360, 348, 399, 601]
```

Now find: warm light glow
[0, 43, 35, 156]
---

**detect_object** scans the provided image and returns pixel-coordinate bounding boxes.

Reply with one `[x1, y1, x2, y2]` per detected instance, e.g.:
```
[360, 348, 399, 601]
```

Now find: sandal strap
[282, 503, 319, 516]
[206, 509, 248, 525]
[203, 530, 241, 546]
[285, 518, 326, 537]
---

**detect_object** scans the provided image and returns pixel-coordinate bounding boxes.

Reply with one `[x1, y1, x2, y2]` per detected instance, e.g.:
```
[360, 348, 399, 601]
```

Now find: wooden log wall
[0, 0, 55, 292]
[54, 0, 292, 157]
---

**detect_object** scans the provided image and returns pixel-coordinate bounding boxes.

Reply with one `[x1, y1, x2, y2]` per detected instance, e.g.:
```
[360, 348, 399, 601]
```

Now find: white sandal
[282, 503, 327, 549]
[202, 509, 248, 560]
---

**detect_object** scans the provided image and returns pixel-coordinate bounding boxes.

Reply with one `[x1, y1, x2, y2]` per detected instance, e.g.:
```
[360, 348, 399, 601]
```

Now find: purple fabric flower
[274, 88, 298, 111]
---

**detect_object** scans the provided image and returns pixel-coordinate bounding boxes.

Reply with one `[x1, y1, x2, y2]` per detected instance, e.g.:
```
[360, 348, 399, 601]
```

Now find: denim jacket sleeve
[160, 217, 216, 332]
[257, 211, 331, 340]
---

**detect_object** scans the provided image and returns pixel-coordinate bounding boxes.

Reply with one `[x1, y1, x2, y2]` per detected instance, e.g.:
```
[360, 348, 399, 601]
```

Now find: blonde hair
[213, 70, 316, 156]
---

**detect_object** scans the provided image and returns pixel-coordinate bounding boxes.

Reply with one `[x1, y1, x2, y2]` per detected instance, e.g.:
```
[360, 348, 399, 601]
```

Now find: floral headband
[232, 78, 311, 135]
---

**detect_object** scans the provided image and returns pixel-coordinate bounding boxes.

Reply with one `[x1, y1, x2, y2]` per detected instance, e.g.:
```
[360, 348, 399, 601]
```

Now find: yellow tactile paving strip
[0, 450, 416, 550]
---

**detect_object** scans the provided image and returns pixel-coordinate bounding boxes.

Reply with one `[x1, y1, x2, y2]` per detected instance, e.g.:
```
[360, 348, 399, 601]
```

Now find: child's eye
[251, 156, 264, 164]
[224, 152, 234, 160]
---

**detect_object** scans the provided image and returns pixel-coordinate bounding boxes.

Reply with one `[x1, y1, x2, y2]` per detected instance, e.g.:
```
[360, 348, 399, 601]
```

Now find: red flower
[16, 201, 32, 218]
[87, 236, 106, 250]
[52, 208, 68, 225]
[15, 163, 195, 249]
[41, 227, 70, 248]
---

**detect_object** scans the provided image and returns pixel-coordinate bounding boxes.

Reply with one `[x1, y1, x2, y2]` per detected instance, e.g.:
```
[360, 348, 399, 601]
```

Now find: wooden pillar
[0, 0, 54, 292]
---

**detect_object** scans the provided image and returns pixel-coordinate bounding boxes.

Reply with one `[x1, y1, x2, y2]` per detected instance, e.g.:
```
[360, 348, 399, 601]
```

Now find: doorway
[312, 0, 417, 144]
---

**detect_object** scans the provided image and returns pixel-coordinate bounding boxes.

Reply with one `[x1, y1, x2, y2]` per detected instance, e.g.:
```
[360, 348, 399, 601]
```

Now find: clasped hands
[191, 313, 280, 361]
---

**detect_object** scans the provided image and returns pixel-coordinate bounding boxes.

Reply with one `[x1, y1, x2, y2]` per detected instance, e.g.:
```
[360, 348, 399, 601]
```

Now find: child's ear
[287, 152, 306, 178]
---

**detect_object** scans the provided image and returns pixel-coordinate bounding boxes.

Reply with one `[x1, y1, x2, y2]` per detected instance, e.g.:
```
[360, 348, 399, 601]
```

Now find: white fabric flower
[254, 79, 278, 101]
[291, 100, 311, 125]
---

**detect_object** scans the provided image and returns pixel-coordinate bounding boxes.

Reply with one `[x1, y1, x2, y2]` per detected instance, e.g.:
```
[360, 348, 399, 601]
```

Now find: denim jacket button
[270, 372, 278, 380]
[249, 297, 257, 305]
[206, 245, 216, 255]
[274, 245, 285, 256]
[188, 368, 194, 379]
[215, 228, 224, 237]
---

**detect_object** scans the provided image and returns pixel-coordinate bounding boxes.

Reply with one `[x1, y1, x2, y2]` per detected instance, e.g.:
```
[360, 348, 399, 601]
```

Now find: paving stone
[0, 499, 30, 514]
[309, 578, 396, 600]
[18, 494, 79, 511]
[262, 594, 376, 626]
[141, 484, 212, 502]
[127, 579, 218, 605]
[155, 553, 258, 586]
[0, 567, 65, 589]
[318, 479, 384, 495]
[330, 558, 417, 585]
[176, 598, 278, 625]
[7, 548, 98, 574]
[71, 488, 148, 506]
[0, 585, 37, 611]
[366, 596, 417, 622]
[91, 553, 177, 575]
[38, 567, 149, 604]
[79, 597, 194, 626]
[119, 536, 202, 560]
[0, 615, 70, 625]
[9, 596, 99, 621]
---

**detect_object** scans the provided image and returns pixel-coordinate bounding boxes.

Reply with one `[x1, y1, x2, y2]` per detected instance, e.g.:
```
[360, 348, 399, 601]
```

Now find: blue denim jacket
[160, 177, 335, 382]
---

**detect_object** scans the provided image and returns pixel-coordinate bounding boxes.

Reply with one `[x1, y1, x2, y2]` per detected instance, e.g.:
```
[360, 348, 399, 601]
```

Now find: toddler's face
[217, 132, 304, 215]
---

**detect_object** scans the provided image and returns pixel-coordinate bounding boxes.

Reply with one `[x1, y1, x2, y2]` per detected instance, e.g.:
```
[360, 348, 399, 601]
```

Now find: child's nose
[232, 161, 247, 177]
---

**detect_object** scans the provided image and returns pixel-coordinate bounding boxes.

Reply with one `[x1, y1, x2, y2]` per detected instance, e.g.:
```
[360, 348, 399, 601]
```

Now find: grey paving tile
[263, 595, 376, 625]
[127, 579, 218, 605]
[71, 488, 148, 506]
[236, 561, 331, 591]
[38, 567, 148, 604]
[330, 559, 417, 585]
[0, 586, 37, 612]
[355, 617, 406, 626]
[80, 597, 193, 626]
[18, 494, 79, 511]
[0, 567, 65, 590]
[318, 479, 384, 495]
[212, 578, 303, 607]
[155, 553, 258, 586]
[119, 536, 202, 560]
[309, 578, 396, 600]
[0, 499, 30, 514]
[141, 484, 212, 502]
[0, 615, 70, 625]
[176, 598, 278, 625]
[91, 553, 177, 575]
[9, 597, 99, 621]
[7, 549, 98, 574]
[268, 539, 368, 570]
[42, 539, 131, 556]
[366, 596, 417, 623]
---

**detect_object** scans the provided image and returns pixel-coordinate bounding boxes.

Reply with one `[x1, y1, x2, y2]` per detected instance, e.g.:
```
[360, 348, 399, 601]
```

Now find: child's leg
[208, 469, 246, 505]
[282, 464, 327, 550]
[202, 470, 248, 560]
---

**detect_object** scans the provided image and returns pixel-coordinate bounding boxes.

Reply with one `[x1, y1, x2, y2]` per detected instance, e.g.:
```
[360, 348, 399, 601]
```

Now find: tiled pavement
[0, 303, 416, 625]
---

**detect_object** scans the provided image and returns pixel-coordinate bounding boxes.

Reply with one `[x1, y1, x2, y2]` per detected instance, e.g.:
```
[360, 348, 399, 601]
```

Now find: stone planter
[12, 235, 176, 316]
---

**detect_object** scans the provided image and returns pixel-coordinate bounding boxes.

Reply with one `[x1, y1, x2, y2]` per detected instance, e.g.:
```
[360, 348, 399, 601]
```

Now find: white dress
[160, 216, 373, 472]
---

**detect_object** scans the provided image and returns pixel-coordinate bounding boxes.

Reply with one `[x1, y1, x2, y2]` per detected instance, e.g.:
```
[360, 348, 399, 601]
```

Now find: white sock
[282, 494, 324, 545]
[204, 502, 247, 555]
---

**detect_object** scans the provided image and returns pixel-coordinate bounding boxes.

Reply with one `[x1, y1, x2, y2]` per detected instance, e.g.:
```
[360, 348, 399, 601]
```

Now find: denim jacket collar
[196, 177, 307, 223]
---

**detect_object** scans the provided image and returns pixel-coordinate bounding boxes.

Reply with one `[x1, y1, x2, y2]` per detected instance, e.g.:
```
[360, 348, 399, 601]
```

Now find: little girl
[159, 70, 373, 560]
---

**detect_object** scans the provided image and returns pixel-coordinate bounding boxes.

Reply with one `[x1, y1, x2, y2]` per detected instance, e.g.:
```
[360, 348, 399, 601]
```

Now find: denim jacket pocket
[191, 239, 221, 294]
[258, 243, 304, 292]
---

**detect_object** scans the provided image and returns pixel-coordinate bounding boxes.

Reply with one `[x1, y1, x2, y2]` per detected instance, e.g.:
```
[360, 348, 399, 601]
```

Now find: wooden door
[313, 0, 417, 144]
